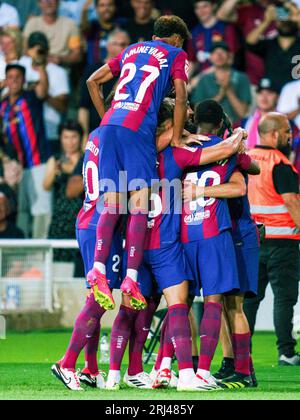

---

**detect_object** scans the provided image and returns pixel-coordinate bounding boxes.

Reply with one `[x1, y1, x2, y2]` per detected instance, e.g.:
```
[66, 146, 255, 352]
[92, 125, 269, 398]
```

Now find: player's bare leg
[89, 192, 124, 310]
[121, 188, 149, 310]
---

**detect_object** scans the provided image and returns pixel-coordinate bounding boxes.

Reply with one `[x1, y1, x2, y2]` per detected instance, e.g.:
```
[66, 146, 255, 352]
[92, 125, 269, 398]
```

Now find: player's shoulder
[202, 135, 223, 148]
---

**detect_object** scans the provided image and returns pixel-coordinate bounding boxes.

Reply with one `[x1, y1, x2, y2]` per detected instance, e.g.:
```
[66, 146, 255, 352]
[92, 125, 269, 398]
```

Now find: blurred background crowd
[0, 0, 300, 251]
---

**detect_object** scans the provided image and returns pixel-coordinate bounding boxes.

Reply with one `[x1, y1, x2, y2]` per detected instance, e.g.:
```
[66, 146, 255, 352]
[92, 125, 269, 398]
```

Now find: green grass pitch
[0, 330, 299, 400]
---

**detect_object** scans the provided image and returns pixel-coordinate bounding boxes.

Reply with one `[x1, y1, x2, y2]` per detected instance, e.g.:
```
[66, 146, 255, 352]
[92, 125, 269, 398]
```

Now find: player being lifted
[86, 16, 191, 311]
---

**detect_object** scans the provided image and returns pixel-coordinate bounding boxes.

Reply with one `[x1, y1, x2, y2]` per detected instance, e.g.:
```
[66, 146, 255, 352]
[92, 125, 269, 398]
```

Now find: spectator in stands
[59, 0, 96, 24]
[240, 77, 300, 177]
[0, 145, 23, 192]
[0, 29, 23, 91]
[278, 77, 300, 131]
[245, 112, 300, 367]
[156, 0, 198, 29]
[4, 0, 39, 28]
[0, 64, 52, 238]
[278, 74, 300, 178]
[81, 0, 123, 65]
[217, 0, 278, 85]
[23, 0, 82, 66]
[241, 78, 280, 149]
[188, 0, 239, 78]
[20, 32, 70, 154]
[44, 120, 84, 274]
[246, 3, 300, 92]
[0, 2, 20, 29]
[123, 0, 155, 43]
[191, 41, 252, 124]
[78, 29, 130, 143]
[0, 184, 24, 238]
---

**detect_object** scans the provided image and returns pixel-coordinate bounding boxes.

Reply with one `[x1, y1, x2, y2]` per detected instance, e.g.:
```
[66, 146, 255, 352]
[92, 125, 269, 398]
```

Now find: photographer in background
[20, 32, 70, 154]
[246, 2, 300, 92]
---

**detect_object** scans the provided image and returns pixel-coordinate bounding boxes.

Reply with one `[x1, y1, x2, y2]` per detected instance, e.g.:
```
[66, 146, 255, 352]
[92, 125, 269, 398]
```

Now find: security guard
[245, 112, 300, 366]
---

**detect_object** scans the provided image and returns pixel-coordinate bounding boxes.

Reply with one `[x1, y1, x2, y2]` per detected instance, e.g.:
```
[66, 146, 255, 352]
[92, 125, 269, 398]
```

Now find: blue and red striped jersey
[181, 135, 237, 243]
[102, 40, 189, 140]
[145, 145, 202, 250]
[229, 155, 259, 247]
[76, 129, 104, 230]
[187, 21, 239, 71]
[0, 91, 50, 169]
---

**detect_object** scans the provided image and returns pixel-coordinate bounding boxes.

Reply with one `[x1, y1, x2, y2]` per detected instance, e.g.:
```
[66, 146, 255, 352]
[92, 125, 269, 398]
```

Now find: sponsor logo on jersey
[184, 210, 210, 224]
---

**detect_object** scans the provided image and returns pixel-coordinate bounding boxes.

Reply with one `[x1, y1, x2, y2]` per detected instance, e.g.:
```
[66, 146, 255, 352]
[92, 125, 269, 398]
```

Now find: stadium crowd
[0, 0, 300, 388]
[0, 0, 300, 240]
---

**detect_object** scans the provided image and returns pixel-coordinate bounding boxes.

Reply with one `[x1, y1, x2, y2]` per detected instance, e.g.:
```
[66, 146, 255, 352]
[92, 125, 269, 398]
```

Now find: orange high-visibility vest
[248, 147, 300, 240]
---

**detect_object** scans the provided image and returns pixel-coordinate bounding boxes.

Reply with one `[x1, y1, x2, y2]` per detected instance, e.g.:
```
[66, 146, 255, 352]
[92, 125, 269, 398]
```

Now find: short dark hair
[158, 98, 175, 127]
[5, 64, 26, 78]
[58, 120, 84, 139]
[154, 15, 190, 42]
[195, 100, 224, 128]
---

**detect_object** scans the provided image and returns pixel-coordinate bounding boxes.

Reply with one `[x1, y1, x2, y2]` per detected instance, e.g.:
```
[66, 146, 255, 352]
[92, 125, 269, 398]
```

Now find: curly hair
[154, 15, 190, 42]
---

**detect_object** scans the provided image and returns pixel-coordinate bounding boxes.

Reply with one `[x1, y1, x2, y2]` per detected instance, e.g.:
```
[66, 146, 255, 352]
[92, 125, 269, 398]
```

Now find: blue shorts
[183, 230, 240, 297]
[234, 244, 259, 298]
[98, 125, 158, 192]
[144, 242, 196, 295]
[122, 251, 156, 298]
[76, 228, 123, 289]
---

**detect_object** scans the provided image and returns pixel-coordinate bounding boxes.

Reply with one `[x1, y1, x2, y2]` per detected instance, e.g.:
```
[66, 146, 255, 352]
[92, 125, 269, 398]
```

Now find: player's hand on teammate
[182, 180, 204, 203]
[179, 133, 211, 147]
[225, 128, 247, 154]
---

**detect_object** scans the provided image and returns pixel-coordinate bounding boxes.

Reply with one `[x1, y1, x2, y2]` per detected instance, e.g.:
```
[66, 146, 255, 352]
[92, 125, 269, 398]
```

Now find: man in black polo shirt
[246, 4, 300, 92]
[246, 112, 300, 366]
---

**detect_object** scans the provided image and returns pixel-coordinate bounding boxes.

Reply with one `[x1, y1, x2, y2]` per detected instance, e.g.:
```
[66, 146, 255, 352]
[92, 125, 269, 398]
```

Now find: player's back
[181, 135, 237, 242]
[145, 145, 202, 250]
[229, 175, 259, 246]
[102, 40, 188, 139]
[76, 129, 103, 230]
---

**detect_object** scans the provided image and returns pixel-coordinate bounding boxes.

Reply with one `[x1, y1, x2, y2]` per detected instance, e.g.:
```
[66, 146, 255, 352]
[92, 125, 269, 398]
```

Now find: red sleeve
[107, 53, 122, 77]
[171, 51, 189, 83]
[237, 153, 252, 171]
[173, 147, 202, 170]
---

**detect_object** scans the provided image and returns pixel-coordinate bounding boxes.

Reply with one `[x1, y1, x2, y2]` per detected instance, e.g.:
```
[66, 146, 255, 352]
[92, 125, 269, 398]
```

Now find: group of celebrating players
[51, 14, 260, 393]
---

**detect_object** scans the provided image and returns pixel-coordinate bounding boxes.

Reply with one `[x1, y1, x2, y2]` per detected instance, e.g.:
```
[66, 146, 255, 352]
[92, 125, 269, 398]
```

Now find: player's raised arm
[197, 128, 246, 166]
[171, 79, 188, 147]
[183, 171, 247, 203]
[86, 63, 117, 119]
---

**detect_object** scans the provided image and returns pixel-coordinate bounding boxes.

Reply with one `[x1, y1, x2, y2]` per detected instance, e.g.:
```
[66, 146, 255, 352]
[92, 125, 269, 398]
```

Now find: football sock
[110, 305, 138, 371]
[94, 203, 122, 267]
[160, 357, 172, 371]
[155, 313, 170, 371]
[179, 368, 196, 383]
[198, 302, 222, 372]
[84, 321, 100, 376]
[126, 211, 148, 275]
[61, 294, 106, 371]
[232, 333, 251, 376]
[128, 298, 158, 376]
[168, 304, 193, 370]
